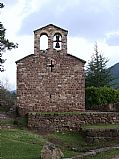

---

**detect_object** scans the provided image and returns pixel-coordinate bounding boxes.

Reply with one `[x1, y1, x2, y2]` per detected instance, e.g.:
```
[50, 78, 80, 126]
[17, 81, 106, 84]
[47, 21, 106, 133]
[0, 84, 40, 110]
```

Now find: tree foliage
[86, 86, 119, 110]
[0, 3, 18, 72]
[86, 43, 112, 87]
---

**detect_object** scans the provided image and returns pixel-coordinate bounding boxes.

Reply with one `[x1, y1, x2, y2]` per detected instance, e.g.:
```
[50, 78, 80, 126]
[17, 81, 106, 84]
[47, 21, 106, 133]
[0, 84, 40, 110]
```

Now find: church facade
[16, 24, 86, 115]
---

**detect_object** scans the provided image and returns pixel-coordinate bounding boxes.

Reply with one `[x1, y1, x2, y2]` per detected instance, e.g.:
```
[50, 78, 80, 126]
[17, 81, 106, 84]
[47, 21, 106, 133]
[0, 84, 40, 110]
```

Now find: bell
[55, 42, 60, 48]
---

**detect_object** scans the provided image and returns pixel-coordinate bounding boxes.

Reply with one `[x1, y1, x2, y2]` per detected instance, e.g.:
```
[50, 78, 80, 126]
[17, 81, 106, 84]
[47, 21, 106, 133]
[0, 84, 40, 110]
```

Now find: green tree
[86, 43, 112, 87]
[0, 3, 18, 72]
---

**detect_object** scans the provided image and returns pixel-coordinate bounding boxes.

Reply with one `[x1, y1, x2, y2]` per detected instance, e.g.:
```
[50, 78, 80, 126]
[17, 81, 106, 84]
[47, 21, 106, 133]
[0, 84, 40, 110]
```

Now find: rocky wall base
[28, 112, 119, 132]
[82, 128, 119, 143]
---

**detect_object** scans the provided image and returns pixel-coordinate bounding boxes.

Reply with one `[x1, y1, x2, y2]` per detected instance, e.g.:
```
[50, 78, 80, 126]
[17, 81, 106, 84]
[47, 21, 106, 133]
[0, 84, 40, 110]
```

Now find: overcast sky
[1, 0, 119, 90]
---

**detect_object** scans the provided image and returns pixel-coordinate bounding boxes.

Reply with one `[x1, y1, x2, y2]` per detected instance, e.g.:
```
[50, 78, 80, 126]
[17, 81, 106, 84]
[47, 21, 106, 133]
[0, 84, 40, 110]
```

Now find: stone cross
[47, 60, 54, 72]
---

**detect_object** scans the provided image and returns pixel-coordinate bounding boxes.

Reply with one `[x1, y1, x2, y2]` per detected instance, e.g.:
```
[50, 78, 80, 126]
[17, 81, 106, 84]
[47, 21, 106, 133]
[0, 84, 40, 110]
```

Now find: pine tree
[0, 3, 18, 72]
[86, 43, 112, 87]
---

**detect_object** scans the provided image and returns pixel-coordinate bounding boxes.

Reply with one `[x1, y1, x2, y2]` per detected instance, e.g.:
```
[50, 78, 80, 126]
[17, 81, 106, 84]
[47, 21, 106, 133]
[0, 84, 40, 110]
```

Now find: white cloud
[105, 32, 119, 46]
[68, 36, 119, 67]
[68, 37, 94, 62]
[54, 0, 81, 14]
[1, 35, 33, 90]
[1, 0, 49, 38]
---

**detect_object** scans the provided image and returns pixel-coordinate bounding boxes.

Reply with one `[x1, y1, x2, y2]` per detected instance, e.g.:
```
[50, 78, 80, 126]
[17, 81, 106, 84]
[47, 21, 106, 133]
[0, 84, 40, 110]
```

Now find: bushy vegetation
[13, 115, 28, 128]
[86, 86, 119, 109]
[0, 86, 16, 111]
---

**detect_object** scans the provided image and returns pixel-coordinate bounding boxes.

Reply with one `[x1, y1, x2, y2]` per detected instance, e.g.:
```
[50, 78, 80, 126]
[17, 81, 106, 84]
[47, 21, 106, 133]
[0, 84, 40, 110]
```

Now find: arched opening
[53, 33, 62, 50]
[40, 34, 48, 51]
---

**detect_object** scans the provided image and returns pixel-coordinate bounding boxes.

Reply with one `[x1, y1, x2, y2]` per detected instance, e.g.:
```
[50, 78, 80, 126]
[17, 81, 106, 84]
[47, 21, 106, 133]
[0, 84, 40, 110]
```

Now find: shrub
[86, 86, 119, 110]
[13, 115, 28, 128]
[0, 86, 16, 111]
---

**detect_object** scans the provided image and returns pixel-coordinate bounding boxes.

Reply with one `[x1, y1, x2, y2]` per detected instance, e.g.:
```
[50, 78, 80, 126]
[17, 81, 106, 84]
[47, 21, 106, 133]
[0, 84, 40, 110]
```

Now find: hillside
[109, 63, 119, 89]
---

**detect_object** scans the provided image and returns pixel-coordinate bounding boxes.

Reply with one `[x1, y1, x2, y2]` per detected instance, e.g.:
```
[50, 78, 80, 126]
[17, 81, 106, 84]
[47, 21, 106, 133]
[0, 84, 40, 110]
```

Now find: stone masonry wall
[16, 24, 85, 115]
[16, 50, 85, 115]
[83, 128, 119, 143]
[28, 112, 119, 132]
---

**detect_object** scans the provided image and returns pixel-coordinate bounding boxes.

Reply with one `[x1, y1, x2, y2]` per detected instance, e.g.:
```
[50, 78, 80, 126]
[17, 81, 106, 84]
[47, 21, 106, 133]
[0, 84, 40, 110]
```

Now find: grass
[1, 128, 119, 159]
[47, 132, 86, 157]
[86, 149, 119, 159]
[47, 131, 119, 156]
[0, 129, 81, 158]
[1, 129, 46, 159]
[0, 119, 14, 125]
[1, 109, 119, 159]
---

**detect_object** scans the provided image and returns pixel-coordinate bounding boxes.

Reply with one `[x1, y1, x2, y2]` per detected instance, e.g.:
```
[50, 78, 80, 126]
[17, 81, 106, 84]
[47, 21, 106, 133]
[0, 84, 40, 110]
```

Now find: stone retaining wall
[83, 128, 119, 143]
[28, 112, 119, 132]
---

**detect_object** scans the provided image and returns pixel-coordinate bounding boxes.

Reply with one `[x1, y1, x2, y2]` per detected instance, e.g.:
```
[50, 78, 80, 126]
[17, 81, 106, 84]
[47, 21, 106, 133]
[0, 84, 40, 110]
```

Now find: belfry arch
[40, 33, 48, 51]
[53, 33, 62, 50]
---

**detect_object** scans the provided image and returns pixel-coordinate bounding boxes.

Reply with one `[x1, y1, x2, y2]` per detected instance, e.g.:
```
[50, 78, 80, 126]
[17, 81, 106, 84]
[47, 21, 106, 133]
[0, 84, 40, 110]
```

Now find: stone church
[16, 24, 86, 115]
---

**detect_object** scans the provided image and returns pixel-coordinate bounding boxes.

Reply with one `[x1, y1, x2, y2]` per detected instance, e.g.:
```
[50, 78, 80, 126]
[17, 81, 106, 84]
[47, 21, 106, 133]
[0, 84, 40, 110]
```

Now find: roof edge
[16, 54, 34, 64]
[67, 53, 86, 63]
[34, 24, 68, 33]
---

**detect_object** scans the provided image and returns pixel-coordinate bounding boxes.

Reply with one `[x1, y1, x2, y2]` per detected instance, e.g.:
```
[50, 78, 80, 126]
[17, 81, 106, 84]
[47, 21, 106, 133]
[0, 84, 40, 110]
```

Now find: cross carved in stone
[47, 60, 54, 72]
